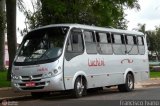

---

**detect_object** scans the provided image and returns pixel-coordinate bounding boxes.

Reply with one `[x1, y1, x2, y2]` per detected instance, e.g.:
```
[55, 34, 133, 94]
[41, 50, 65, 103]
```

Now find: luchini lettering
[88, 58, 105, 67]
[37, 68, 48, 71]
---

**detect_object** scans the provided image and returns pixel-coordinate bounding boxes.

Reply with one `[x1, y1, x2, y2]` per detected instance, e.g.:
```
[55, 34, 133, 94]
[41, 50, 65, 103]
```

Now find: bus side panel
[133, 72, 142, 82]
[141, 35, 150, 81]
[81, 54, 124, 88]
[63, 54, 87, 90]
[129, 55, 149, 82]
[63, 53, 127, 89]
[140, 55, 150, 81]
[103, 55, 127, 86]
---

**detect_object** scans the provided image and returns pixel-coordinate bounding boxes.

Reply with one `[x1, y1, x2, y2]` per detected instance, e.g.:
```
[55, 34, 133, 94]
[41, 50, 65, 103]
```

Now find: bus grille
[19, 82, 45, 86]
[18, 74, 46, 90]
[18, 81, 46, 90]
[21, 74, 43, 82]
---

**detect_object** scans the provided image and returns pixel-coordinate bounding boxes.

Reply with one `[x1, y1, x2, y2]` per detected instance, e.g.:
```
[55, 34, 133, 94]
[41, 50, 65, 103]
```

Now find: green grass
[150, 71, 160, 78]
[0, 70, 11, 88]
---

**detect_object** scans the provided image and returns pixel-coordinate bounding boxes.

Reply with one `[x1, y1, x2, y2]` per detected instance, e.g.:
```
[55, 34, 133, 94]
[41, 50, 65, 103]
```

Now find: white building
[4, 35, 20, 68]
[4, 34, 9, 68]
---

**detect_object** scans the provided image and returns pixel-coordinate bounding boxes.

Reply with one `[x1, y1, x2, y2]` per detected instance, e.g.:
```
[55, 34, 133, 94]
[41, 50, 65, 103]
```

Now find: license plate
[25, 82, 35, 87]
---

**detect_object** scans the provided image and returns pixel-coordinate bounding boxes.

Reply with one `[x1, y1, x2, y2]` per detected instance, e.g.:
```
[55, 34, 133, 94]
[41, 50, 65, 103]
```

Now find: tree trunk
[0, 0, 5, 70]
[6, 0, 17, 80]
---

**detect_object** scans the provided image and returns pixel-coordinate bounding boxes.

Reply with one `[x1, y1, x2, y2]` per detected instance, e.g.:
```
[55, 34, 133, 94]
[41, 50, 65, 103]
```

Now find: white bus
[11, 24, 149, 98]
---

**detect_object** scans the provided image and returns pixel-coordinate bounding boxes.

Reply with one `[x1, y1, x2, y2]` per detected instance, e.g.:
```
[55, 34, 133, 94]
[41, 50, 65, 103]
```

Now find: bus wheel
[73, 76, 87, 98]
[118, 73, 134, 92]
[31, 92, 50, 98]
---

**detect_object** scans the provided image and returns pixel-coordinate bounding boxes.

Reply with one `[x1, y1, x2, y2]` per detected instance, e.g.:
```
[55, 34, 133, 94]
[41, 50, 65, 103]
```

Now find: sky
[16, 0, 33, 43]
[16, 0, 160, 43]
[125, 0, 160, 30]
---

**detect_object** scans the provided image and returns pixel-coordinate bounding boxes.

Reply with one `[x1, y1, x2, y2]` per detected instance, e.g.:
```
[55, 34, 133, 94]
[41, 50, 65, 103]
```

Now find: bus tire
[73, 76, 87, 98]
[118, 73, 134, 92]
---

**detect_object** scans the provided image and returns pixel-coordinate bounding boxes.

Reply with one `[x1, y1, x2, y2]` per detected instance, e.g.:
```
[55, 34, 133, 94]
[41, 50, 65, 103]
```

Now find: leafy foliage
[137, 23, 160, 61]
[18, 0, 140, 32]
[0, 13, 5, 31]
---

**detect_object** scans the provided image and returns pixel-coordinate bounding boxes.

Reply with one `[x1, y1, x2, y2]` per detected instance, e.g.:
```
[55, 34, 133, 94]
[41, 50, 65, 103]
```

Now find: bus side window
[121, 35, 125, 44]
[107, 33, 111, 43]
[125, 35, 138, 55]
[111, 34, 115, 43]
[125, 35, 128, 44]
[84, 31, 97, 54]
[66, 36, 72, 51]
[112, 33, 126, 55]
[96, 32, 113, 54]
[68, 30, 83, 52]
[133, 36, 137, 45]
[71, 32, 83, 52]
[138, 36, 145, 55]
[65, 29, 84, 61]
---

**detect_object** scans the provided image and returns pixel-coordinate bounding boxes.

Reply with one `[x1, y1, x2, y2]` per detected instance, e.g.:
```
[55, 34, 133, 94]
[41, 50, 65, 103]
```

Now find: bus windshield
[15, 27, 69, 63]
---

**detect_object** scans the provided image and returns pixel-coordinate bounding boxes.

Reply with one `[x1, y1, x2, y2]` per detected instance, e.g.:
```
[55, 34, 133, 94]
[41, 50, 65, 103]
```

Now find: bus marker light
[53, 69, 58, 74]
[58, 66, 61, 70]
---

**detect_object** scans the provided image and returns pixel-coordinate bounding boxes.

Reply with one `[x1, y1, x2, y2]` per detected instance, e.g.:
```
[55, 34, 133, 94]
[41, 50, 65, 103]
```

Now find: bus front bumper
[11, 73, 65, 92]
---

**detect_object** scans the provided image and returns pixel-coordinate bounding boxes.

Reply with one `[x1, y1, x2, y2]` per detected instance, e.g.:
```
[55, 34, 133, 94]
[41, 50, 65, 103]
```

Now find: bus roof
[30, 24, 144, 36]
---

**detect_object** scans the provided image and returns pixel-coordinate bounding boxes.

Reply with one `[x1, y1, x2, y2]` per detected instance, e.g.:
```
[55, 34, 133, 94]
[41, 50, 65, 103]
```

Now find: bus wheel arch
[124, 69, 135, 83]
[127, 71, 135, 82]
[72, 74, 87, 98]
[118, 70, 135, 92]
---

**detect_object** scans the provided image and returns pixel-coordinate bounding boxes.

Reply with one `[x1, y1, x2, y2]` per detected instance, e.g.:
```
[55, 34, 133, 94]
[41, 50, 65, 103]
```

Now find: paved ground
[0, 79, 160, 101]
[1, 86, 160, 106]
[135, 78, 160, 88]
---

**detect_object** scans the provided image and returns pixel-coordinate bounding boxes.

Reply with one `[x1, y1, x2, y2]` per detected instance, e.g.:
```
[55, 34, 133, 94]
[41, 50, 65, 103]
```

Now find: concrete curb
[0, 87, 12, 91]
[141, 83, 160, 87]
[135, 83, 160, 88]
[150, 78, 160, 80]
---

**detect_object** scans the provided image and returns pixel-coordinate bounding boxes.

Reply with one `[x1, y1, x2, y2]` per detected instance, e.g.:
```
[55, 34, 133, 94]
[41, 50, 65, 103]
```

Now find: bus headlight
[11, 73, 19, 80]
[48, 72, 53, 77]
[43, 68, 60, 78]
[43, 72, 53, 78]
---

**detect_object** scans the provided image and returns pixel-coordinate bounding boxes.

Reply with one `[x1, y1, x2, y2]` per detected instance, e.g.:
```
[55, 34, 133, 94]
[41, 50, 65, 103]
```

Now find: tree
[145, 26, 160, 61]
[18, 0, 140, 31]
[154, 27, 160, 60]
[136, 23, 159, 60]
[137, 23, 146, 34]
[0, 0, 5, 70]
[6, 0, 17, 80]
